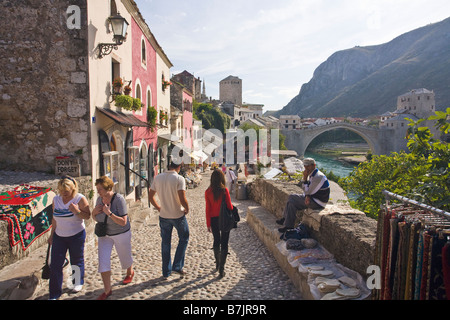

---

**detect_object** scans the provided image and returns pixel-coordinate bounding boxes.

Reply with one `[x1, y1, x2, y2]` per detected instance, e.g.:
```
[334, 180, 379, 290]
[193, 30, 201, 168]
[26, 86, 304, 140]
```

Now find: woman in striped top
[48, 176, 90, 300]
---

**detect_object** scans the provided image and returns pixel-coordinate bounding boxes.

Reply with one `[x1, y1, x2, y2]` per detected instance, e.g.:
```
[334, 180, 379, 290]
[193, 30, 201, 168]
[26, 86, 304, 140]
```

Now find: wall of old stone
[247, 178, 377, 277]
[0, 0, 91, 174]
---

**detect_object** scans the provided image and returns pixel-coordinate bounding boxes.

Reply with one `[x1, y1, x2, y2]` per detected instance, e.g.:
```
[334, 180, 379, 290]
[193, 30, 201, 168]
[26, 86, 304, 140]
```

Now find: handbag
[94, 193, 116, 237]
[94, 215, 108, 237]
[41, 243, 51, 279]
[41, 243, 69, 279]
[219, 191, 238, 232]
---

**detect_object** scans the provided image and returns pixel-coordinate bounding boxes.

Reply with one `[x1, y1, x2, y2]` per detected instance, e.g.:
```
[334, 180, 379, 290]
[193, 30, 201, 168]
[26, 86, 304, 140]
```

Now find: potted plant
[159, 110, 168, 124]
[123, 85, 131, 95]
[132, 98, 142, 111]
[112, 77, 124, 94]
[147, 106, 157, 127]
[162, 79, 172, 91]
[115, 94, 133, 110]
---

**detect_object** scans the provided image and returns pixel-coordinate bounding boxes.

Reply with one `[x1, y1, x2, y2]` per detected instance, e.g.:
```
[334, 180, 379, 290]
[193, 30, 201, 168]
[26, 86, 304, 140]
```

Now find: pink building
[182, 90, 193, 150]
[130, 16, 159, 194]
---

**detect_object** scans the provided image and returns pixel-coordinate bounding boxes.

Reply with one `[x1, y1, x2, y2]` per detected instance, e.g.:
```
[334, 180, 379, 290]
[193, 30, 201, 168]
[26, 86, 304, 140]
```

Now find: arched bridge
[282, 123, 403, 157]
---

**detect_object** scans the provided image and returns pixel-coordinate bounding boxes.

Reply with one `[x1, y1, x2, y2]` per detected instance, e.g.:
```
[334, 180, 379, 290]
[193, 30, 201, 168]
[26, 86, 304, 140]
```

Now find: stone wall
[0, 0, 91, 174]
[247, 178, 377, 278]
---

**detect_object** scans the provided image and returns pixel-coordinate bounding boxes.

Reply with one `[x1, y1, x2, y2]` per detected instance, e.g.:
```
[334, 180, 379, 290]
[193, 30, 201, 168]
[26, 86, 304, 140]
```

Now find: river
[304, 151, 357, 178]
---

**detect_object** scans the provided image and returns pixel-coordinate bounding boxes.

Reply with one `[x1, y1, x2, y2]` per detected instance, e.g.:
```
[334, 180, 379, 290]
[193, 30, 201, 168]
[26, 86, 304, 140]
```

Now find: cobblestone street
[25, 172, 302, 300]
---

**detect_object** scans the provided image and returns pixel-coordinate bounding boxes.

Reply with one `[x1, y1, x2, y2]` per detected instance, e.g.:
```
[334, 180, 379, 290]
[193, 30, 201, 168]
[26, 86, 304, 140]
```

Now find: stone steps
[246, 204, 372, 300]
[246, 205, 315, 299]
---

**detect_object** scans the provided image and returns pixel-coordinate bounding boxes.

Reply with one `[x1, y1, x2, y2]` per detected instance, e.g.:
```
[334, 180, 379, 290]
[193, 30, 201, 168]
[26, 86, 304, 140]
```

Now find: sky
[135, 0, 450, 112]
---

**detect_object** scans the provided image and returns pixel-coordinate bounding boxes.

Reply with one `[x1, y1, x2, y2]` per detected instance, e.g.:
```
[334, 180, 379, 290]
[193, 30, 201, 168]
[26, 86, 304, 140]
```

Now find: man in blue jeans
[149, 161, 190, 279]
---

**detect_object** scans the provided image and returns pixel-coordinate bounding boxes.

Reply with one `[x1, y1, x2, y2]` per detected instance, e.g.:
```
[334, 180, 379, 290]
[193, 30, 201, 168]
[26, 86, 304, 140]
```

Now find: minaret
[202, 78, 206, 100]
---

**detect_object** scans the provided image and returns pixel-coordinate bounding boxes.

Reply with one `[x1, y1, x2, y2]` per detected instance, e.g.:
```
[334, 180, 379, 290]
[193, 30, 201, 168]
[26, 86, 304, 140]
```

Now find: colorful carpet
[0, 185, 55, 251]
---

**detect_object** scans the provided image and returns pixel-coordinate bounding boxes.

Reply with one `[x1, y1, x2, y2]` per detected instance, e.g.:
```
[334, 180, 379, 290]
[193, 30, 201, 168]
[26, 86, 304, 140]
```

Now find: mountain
[276, 17, 450, 118]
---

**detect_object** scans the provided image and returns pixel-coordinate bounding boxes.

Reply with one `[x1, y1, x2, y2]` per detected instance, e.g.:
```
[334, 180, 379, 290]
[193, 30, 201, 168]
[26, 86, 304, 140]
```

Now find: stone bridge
[282, 123, 402, 156]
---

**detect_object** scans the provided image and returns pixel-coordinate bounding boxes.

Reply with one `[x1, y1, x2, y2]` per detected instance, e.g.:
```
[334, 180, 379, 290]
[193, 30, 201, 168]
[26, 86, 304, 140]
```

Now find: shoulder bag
[219, 191, 239, 232]
[94, 193, 116, 237]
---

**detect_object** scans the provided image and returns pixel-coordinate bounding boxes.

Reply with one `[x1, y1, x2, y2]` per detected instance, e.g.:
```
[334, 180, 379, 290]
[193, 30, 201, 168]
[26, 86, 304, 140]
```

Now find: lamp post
[97, 13, 129, 59]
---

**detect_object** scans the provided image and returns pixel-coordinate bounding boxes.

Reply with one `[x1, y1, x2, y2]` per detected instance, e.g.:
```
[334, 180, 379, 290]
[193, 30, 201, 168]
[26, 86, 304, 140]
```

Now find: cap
[303, 158, 316, 166]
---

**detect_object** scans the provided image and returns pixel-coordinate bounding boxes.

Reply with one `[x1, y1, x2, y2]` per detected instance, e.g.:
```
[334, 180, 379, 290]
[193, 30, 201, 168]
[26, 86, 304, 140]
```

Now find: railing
[382, 190, 450, 221]
[120, 162, 149, 184]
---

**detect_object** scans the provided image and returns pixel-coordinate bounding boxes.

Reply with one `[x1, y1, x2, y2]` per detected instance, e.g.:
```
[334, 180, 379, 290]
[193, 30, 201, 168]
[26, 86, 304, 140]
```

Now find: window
[147, 89, 151, 108]
[136, 84, 141, 100]
[141, 39, 146, 65]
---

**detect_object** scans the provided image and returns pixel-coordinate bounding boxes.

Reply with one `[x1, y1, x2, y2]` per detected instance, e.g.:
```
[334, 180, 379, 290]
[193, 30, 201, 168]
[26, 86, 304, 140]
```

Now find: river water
[304, 151, 357, 178]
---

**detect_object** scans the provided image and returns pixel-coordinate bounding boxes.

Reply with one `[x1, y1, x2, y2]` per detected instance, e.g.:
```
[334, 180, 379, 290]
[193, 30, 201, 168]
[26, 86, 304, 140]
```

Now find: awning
[97, 107, 149, 127]
[158, 134, 180, 142]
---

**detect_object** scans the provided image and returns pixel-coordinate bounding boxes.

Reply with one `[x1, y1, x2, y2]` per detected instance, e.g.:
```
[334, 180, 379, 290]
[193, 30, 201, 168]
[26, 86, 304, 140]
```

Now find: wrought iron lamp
[97, 13, 129, 58]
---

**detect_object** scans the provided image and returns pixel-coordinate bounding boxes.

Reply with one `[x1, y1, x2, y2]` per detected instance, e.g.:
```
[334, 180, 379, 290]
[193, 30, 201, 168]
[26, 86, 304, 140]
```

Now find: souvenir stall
[0, 185, 55, 257]
[374, 190, 450, 300]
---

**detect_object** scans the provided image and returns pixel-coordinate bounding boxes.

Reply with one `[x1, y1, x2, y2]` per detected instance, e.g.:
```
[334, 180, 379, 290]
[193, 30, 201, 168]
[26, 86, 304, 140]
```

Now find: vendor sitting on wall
[277, 158, 330, 233]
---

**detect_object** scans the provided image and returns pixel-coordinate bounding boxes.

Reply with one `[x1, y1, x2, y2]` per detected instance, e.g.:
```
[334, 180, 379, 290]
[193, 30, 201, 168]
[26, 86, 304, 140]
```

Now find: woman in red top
[205, 169, 233, 278]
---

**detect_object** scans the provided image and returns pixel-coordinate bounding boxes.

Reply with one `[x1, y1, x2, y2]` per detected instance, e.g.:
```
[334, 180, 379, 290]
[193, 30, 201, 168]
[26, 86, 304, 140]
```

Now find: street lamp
[97, 13, 129, 59]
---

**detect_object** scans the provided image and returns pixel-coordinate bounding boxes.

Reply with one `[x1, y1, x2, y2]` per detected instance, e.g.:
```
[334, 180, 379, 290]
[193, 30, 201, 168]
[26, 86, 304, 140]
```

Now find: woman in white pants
[92, 176, 134, 300]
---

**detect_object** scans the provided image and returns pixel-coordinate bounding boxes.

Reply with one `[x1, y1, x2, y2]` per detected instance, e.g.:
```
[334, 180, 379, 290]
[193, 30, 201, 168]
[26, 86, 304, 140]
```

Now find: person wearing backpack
[205, 169, 234, 278]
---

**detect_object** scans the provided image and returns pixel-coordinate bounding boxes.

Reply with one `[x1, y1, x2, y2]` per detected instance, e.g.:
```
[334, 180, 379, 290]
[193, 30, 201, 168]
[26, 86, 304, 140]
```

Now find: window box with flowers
[123, 85, 131, 96]
[147, 106, 157, 129]
[162, 79, 172, 91]
[112, 77, 124, 94]
[159, 110, 168, 125]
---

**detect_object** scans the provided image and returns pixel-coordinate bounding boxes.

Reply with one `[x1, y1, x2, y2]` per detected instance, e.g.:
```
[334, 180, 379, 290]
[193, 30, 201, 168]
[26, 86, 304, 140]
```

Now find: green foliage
[340, 152, 428, 219]
[341, 108, 450, 219]
[406, 107, 450, 210]
[193, 101, 230, 132]
[115, 95, 134, 110]
[132, 98, 142, 111]
[147, 106, 157, 127]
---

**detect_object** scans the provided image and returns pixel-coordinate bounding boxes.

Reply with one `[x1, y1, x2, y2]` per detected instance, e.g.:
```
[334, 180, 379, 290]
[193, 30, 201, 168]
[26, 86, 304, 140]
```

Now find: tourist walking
[93, 176, 134, 300]
[277, 158, 330, 232]
[149, 161, 190, 279]
[48, 176, 91, 300]
[224, 166, 237, 195]
[205, 169, 234, 278]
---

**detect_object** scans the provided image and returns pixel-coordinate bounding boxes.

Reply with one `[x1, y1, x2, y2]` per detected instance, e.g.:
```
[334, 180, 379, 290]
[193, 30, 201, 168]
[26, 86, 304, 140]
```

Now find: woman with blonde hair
[92, 176, 134, 300]
[48, 176, 91, 300]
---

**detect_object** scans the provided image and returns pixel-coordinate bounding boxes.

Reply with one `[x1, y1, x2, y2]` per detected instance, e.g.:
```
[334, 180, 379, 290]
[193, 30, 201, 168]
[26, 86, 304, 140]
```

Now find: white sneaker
[72, 285, 83, 293]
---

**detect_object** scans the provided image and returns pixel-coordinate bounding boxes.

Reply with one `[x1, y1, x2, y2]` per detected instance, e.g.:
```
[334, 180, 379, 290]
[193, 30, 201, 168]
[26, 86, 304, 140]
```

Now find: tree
[340, 108, 450, 219]
[193, 101, 230, 133]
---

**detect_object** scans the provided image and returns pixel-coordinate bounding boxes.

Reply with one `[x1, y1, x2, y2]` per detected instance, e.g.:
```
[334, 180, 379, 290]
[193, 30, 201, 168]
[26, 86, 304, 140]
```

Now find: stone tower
[220, 75, 242, 106]
[396, 88, 436, 119]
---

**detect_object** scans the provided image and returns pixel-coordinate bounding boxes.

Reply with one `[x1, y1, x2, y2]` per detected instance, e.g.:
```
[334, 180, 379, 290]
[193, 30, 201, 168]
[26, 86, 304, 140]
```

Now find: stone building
[0, 0, 172, 202]
[220, 75, 242, 106]
[280, 115, 301, 130]
[0, 0, 91, 173]
[171, 70, 204, 102]
[397, 88, 436, 119]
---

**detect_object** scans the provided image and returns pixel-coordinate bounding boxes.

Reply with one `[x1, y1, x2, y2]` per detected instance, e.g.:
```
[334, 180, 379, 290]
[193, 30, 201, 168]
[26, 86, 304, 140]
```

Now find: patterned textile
[0, 185, 55, 251]
[442, 243, 450, 300]
[375, 203, 450, 300]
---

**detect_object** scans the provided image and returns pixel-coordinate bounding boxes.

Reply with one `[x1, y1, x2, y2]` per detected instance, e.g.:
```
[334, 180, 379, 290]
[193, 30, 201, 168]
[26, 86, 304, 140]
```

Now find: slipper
[123, 271, 134, 284]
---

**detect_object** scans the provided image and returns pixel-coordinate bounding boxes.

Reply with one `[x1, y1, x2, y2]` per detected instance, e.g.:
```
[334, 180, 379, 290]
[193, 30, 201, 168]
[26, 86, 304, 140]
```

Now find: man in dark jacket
[277, 158, 330, 233]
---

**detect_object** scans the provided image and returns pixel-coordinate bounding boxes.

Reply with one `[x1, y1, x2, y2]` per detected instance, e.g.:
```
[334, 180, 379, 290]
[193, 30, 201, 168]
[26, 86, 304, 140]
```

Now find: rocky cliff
[277, 17, 450, 118]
